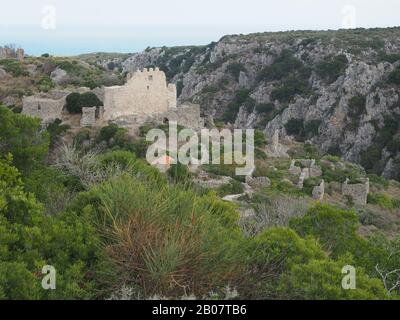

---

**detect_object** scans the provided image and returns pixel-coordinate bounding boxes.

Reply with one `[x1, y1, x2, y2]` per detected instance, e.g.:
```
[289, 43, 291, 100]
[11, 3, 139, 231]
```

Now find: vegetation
[65, 92, 103, 114]
[315, 54, 348, 83]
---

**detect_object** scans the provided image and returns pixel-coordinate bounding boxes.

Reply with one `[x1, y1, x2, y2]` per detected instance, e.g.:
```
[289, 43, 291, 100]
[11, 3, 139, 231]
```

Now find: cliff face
[99, 28, 400, 179]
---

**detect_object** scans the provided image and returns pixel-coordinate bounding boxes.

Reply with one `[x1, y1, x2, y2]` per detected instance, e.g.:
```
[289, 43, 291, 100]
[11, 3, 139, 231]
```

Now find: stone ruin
[0, 45, 24, 61]
[342, 178, 370, 206]
[80, 107, 97, 127]
[265, 130, 289, 158]
[312, 180, 325, 200]
[22, 90, 70, 124]
[289, 159, 323, 189]
[21, 68, 204, 130]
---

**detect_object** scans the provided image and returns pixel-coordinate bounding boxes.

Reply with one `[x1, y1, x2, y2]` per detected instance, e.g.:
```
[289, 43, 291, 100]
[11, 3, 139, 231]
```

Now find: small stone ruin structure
[312, 180, 325, 200]
[80, 107, 97, 127]
[342, 178, 370, 206]
[265, 130, 289, 158]
[288, 159, 323, 189]
[22, 90, 70, 124]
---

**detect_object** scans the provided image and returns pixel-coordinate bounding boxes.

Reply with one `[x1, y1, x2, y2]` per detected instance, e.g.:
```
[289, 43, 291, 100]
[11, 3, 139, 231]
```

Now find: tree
[278, 256, 388, 300]
[289, 204, 366, 259]
[0, 106, 49, 173]
[65, 92, 103, 114]
[0, 156, 104, 299]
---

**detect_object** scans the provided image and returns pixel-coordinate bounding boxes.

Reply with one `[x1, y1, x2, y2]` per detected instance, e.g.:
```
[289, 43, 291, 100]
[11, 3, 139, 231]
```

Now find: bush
[304, 120, 322, 139]
[285, 118, 305, 139]
[76, 174, 242, 297]
[388, 66, 400, 85]
[0, 106, 50, 173]
[242, 227, 325, 298]
[65, 92, 103, 114]
[315, 54, 348, 83]
[0, 59, 28, 77]
[368, 193, 399, 210]
[217, 180, 244, 197]
[222, 89, 253, 122]
[278, 257, 387, 300]
[271, 76, 310, 103]
[289, 204, 365, 258]
[255, 103, 275, 115]
[257, 50, 304, 81]
[360, 145, 382, 173]
[0, 157, 104, 299]
[46, 118, 70, 147]
[226, 62, 246, 80]
[348, 95, 367, 119]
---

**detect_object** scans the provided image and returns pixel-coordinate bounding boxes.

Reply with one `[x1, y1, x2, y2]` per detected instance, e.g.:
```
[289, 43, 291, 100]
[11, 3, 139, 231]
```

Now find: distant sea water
[0, 24, 273, 56]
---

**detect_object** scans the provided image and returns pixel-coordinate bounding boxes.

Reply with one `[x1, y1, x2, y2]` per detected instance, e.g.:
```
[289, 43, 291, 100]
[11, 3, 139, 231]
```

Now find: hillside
[91, 27, 400, 181]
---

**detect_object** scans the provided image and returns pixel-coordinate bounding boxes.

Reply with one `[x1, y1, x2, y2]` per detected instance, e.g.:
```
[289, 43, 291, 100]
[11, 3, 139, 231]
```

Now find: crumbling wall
[312, 180, 325, 200]
[22, 91, 69, 123]
[342, 178, 370, 206]
[103, 68, 177, 120]
[81, 107, 97, 127]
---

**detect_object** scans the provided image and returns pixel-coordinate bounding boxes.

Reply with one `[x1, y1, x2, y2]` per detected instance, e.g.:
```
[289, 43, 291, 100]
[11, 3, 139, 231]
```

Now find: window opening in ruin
[38, 104, 41, 111]
[163, 118, 169, 124]
[148, 75, 153, 81]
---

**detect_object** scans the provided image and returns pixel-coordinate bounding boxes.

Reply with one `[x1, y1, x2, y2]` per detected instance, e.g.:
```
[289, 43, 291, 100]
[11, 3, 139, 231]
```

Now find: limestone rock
[245, 176, 271, 189]
[0, 67, 7, 79]
[50, 68, 69, 85]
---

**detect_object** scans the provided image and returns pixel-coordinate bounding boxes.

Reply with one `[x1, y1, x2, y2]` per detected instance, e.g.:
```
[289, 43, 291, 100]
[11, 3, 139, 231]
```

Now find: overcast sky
[0, 0, 399, 55]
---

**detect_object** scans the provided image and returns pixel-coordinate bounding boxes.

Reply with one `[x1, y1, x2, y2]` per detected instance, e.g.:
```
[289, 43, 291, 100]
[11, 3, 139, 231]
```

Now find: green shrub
[217, 180, 244, 197]
[0, 106, 50, 173]
[388, 66, 400, 85]
[360, 145, 382, 173]
[257, 50, 304, 81]
[315, 54, 348, 83]
[367, 193, 399, 210]
[0, 59, 28, 77]
[255, 103, 275, 114]
[271, 76, 310, 103]
[243, 227, 325, 298]
[0, 157, 104, 299]
[65, 92, 103, 114]
[46, 118, 70, 147]
[348, 95, 367, 118]
[278, 256, 387, 300]
[75, 173, 242, 297]
[290, 204, 365, 258]
[284, 118, 305, 140]
[226, 62, 246, 80]
[304, 120, 322, 138]
[222, 89, 252, 122]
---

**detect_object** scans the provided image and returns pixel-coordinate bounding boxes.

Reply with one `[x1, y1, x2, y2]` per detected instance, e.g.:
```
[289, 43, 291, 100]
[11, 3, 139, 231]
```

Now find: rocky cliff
[94, 27, 400, 180]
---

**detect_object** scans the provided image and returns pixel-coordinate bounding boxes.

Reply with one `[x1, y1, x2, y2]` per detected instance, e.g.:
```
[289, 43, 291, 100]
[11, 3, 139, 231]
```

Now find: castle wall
[22, 92, 68, 123]
[103, 68, 177, 120]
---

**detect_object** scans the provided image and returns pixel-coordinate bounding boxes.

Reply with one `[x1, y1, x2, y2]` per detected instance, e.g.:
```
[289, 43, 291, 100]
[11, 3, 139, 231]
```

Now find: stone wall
[103, 68, 176, 120]
[81, 107, 97, 127]
[110, 103, 204, 131]
[22, 90, 69, 123]
[342, 178, 370, 206]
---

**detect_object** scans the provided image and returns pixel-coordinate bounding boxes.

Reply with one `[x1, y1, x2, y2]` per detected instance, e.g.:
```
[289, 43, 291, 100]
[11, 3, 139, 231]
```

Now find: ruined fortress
[22, 68, 203, 129]
[0, 46, 24, 61]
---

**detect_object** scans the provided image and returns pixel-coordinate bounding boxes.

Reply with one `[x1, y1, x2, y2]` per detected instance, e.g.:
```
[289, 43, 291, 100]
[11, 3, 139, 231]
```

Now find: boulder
[50, 68, 69, 85]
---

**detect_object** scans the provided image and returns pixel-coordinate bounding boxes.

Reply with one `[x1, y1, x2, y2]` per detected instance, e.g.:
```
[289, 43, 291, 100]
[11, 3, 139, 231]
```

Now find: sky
[0, 0, 399, 56]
